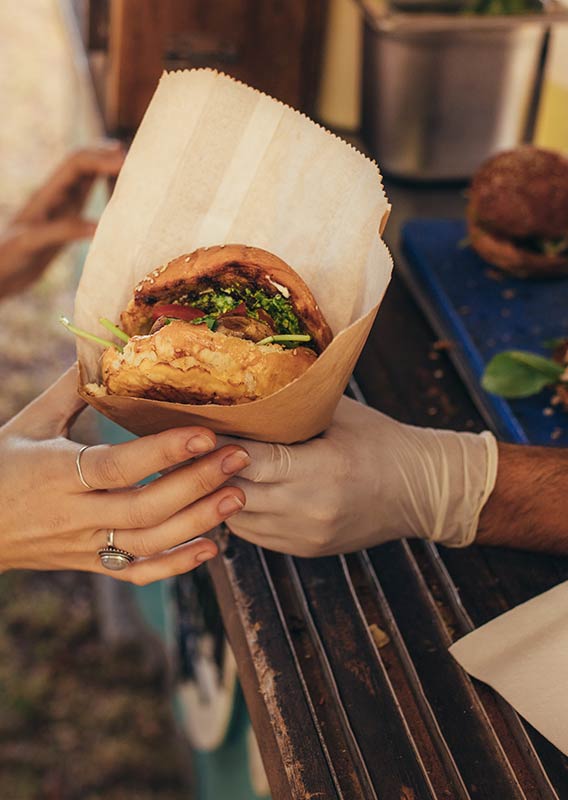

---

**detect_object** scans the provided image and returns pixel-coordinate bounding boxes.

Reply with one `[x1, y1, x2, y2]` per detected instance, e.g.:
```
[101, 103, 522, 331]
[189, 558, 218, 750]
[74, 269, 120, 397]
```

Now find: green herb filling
[187, 286, 304, 336]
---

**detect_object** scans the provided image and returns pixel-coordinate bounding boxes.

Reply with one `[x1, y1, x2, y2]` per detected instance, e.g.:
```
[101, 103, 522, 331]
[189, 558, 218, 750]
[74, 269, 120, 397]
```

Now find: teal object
[192, 690, 270, 800]
[96, 415, 270, 799]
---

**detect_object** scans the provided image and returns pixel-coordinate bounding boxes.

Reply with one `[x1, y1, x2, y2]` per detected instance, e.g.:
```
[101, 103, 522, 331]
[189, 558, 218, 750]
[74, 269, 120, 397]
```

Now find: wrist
[446, 429, 499, 547]
[397, 425, 499, 548]
[477, 442, 568, 553]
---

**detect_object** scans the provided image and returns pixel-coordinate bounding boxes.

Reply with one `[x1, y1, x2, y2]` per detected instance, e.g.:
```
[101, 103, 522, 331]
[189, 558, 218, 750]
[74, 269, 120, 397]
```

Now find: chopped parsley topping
[187, 286, 304, 336]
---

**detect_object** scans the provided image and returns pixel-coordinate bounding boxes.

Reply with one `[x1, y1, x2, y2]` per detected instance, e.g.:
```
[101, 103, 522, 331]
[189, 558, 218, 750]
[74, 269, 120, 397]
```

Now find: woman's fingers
[216, 435, 302, 483]
[113, 485, 245, 557]
[102, 538, 219, 586]
[15, 142, 125, 223]
[223, 477, 283, 513]
[74, 427, 224, 491]
[21, 216, 98, 251]
[97, 445, 251, 529]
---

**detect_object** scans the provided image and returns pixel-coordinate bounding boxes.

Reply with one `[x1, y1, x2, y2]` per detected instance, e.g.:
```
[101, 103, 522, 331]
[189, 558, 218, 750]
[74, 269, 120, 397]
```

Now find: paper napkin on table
[450, 581, 568, 756]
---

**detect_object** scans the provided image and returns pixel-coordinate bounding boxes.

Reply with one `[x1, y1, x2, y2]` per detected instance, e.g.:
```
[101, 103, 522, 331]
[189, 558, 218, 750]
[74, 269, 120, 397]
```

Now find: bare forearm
[477, 442, 568, 554]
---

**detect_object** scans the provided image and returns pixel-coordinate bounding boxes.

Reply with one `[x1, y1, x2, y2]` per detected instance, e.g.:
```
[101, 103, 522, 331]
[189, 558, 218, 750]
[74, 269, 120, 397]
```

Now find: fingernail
[195, 551, 215, 564]
[221, 449, 251, 475]
[218, 494, 245, 517]
[187, 434, 215, 454]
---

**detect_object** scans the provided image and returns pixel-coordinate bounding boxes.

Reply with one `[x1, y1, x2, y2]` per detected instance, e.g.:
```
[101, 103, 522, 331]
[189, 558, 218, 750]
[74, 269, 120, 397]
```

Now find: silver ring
[76, 445, 95, 490]
[98, 529, 136, 571]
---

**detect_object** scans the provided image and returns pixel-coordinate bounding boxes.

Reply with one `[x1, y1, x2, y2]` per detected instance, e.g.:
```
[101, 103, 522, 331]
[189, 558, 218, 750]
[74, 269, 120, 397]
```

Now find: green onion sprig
[59, 316, 124, 353]
[256, 334, 311, 346]
[99, 317, 130, 343]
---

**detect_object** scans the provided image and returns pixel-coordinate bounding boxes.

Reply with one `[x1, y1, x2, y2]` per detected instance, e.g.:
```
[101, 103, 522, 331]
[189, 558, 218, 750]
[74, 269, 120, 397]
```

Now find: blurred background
[0, 1, 566, 798]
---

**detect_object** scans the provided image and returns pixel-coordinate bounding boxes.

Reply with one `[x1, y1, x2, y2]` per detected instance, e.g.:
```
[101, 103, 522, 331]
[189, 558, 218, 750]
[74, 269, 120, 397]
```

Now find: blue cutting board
[400, 219, 568, 446]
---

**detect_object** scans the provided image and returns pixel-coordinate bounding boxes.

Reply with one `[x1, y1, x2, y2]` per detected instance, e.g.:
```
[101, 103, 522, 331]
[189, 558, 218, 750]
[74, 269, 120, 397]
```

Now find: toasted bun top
[121, 244, 333, 352]
[468, 146, 568, 240]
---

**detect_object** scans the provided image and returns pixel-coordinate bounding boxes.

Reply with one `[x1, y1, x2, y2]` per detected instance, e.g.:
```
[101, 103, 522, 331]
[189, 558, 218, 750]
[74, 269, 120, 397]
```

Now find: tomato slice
[151, 304, 205, 321]
[217, 302, 248, 320]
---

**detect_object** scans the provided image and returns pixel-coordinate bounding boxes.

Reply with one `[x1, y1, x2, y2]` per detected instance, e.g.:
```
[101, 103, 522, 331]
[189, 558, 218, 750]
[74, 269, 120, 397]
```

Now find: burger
[467, 146, 568, 278]
[83, 244, 332, 405]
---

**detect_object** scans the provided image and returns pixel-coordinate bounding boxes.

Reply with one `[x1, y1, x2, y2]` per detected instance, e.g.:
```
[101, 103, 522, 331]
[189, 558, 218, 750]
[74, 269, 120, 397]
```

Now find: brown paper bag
[75, 69, 392, 443]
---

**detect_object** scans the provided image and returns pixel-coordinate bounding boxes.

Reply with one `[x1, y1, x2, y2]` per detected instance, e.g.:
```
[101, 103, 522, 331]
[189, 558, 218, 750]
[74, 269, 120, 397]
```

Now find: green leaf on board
[482, 350, 564, 399]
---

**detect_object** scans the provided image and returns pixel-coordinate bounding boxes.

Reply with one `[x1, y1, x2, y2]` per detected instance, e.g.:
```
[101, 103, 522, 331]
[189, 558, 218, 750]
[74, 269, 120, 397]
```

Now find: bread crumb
[433, 339, 453, 351]
[369, 624, 390, 649]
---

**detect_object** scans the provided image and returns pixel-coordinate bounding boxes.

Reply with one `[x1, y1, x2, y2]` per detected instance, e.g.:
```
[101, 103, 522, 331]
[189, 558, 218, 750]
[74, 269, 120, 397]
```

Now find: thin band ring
[76, 444, 95, 490]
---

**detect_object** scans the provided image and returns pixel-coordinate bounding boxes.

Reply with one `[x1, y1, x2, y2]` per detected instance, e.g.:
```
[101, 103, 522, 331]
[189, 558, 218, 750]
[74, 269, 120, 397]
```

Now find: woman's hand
[0, 367, 249, 583]
[0, 142, 125, 298]
[219, 396, 497, 556]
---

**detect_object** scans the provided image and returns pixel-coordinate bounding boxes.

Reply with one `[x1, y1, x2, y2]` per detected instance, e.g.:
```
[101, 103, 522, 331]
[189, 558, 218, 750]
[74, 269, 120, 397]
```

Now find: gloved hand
[220, 396, 498, 557]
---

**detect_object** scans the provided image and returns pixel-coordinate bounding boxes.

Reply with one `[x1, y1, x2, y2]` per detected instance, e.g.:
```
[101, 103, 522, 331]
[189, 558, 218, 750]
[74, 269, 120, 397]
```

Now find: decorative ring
[98, 529, 136, 571]
[76, 445, 95, 490]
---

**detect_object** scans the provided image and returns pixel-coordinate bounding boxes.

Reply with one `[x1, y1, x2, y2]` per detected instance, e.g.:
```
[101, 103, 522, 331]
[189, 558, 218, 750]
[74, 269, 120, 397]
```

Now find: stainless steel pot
[360, 6, 551, 180]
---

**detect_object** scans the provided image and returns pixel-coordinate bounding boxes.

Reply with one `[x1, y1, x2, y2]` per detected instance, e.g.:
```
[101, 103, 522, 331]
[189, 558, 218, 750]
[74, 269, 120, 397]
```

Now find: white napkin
[450, 581, 568, 756]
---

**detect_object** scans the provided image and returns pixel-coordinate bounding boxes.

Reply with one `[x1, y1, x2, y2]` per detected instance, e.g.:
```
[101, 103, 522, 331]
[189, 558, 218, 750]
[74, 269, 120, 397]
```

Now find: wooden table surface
[208, 182, 568, 800]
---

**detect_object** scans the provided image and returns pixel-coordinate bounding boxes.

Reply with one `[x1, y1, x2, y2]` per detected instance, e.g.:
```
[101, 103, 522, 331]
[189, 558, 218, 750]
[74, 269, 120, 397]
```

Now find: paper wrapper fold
[75, 69, 392, 442]
[450, 581, 568, 756]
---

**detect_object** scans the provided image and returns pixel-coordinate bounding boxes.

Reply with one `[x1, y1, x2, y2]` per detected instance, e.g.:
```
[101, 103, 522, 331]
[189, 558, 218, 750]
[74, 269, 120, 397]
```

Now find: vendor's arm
[477, 442, 568, 554]
[221, 396, 568, 557]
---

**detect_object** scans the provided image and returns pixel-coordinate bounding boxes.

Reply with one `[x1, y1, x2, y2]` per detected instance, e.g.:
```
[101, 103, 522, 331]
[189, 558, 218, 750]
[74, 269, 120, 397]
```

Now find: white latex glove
[220, 396, 498, 557]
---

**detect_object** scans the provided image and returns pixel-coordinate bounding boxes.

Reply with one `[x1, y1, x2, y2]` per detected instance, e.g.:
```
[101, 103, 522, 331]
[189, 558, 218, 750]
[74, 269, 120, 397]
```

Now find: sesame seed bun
[98, 244, 331, 405]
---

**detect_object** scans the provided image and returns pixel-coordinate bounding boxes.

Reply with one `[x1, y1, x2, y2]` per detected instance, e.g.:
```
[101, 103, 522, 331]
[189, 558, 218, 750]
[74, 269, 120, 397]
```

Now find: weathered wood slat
[208, 536, 341, 800]
[292, 555, 437, 798]
[345, 551, 472, 800]
[262, 551, 378, 799]
[413, 541, 566, 800]
[367, 542, 557, 800]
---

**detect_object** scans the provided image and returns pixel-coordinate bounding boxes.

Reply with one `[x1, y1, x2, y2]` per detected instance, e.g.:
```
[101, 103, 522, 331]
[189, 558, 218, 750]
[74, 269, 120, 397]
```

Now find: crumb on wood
[369, 623, 390, 649]
[485, 269, 505, 282]
[433, 339, 454, 352]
